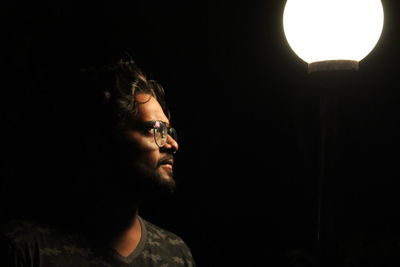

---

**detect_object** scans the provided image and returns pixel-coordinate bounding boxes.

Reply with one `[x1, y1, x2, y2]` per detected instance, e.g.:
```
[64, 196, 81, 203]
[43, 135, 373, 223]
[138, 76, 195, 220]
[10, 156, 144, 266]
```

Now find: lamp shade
[283, 0, 384, 64]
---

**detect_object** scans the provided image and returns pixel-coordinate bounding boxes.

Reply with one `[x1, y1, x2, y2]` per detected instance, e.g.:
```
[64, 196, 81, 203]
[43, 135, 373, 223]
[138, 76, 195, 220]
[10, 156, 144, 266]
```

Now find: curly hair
[78, 59, 170, 129]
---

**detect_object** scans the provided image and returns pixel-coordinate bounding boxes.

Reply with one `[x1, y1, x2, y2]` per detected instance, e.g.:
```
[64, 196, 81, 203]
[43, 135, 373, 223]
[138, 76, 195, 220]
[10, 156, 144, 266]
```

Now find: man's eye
[142, 127, 154, 135]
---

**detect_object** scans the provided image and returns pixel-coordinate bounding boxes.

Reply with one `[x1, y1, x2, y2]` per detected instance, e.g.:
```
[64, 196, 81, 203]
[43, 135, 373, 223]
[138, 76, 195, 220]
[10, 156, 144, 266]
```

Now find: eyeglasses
[147, 120, 178, 148]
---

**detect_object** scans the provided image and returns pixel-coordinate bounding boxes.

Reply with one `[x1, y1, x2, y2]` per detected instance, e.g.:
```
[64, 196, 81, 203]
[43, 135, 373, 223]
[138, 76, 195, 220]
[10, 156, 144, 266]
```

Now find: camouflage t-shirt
[0, 217, 195, 267]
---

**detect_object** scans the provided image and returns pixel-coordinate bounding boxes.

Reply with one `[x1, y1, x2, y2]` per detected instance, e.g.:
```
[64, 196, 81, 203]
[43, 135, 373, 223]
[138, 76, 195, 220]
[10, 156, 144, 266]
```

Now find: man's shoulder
[0, 219, 100, 266]
[0, 219, 63, 264]
[140, 217, 196, 265]
[0, 219, 72, 248]
[1, 220, 49, 241]
[142, 218, 186, 243]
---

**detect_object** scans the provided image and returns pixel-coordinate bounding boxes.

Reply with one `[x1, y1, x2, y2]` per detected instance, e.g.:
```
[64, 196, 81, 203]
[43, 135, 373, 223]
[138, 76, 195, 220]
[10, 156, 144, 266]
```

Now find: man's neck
[82, 195, 141, 245]
[111, 213, 142, 257]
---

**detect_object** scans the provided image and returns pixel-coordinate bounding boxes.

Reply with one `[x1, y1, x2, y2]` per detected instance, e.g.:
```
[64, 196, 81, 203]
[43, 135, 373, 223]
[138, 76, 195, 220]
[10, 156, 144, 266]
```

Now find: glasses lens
[153, 121, 178, 147]
[154, 122, 168, 147]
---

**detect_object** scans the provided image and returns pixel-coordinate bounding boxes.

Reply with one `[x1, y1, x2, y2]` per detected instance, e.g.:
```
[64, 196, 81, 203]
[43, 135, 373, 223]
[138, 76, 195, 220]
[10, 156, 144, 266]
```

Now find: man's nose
[162, 134, 179, 153]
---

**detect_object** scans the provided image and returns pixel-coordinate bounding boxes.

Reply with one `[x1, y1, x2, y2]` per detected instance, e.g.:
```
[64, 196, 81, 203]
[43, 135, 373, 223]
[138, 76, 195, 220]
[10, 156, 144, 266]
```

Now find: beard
[98, 135, 177, 202]
[112, 157, 177, 202]
[133, 161, 176, 195]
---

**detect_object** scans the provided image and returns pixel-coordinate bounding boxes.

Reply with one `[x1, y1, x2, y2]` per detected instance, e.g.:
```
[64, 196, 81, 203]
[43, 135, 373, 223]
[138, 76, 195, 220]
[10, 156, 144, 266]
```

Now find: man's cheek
[137, 153, 158, 170]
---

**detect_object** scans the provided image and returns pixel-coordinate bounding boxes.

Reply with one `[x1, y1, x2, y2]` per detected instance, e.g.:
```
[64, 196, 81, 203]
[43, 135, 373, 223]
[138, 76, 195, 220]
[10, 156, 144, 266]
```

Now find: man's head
[115, 92, 179, 194]
[70, 59, 179, 199]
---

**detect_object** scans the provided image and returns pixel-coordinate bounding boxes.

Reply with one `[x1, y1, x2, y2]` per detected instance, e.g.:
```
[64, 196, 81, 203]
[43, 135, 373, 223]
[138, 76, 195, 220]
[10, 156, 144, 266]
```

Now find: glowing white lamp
[283, 0, 384, 72]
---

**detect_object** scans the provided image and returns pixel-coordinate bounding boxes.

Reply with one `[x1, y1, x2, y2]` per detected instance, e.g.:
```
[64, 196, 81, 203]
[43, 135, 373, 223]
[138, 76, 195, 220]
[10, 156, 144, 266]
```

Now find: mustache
[157, 155, 174, 166]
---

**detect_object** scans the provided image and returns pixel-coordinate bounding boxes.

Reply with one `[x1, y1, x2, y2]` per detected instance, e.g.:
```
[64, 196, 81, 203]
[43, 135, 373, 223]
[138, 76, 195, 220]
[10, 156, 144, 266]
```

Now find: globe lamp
[283, 0, 384, 73]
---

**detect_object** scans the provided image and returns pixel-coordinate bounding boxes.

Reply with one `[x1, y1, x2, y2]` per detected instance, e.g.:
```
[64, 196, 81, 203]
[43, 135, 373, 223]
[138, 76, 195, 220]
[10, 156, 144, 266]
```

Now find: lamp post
[283, 0, 384, 266]
[283, 0, 384, 73]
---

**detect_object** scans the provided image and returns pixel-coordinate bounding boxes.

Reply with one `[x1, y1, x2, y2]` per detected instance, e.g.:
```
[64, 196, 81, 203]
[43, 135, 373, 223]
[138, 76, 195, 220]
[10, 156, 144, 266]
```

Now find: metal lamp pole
[309, 61, 359, 267]
[283, 0, 384, 265]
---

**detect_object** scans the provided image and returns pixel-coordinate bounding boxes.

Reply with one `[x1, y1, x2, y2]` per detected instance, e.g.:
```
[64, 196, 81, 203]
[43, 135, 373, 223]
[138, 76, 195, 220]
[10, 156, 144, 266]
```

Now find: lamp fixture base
[308, 60, 359, 73]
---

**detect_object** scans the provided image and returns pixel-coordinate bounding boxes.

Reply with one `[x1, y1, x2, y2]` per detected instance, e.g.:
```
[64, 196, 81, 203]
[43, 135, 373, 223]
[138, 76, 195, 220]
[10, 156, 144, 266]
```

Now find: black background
[1, 0, 400, 266]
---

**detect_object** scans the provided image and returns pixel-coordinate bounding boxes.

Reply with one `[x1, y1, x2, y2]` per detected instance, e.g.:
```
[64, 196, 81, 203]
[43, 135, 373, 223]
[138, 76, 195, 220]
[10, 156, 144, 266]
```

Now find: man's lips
[159, 158, 174, 173]
[158, 157, 174, 167]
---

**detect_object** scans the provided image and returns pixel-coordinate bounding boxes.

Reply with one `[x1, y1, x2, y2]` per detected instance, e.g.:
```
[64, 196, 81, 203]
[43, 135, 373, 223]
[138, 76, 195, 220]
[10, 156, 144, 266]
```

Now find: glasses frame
[149, 120, 178, 148]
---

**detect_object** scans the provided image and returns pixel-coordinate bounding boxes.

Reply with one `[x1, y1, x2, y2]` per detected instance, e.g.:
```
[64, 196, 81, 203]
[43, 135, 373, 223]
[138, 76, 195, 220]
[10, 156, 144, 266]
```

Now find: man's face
[115, 93, 179, 194]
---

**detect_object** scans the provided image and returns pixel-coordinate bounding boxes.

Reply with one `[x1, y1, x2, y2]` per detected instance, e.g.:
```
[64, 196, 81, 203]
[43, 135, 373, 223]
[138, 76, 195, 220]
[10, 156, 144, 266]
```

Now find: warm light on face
[283, 0, 384, 64]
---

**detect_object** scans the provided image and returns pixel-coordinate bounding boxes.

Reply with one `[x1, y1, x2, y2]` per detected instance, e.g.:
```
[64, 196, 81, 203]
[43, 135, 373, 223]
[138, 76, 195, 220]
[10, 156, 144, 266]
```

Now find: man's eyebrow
[161, 121, 172, 128]
[142, 120, 171, 127]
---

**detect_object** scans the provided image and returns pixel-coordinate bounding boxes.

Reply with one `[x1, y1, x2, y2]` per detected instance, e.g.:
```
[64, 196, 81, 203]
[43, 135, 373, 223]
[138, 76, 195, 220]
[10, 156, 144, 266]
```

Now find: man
[0, 58, 196, 266]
